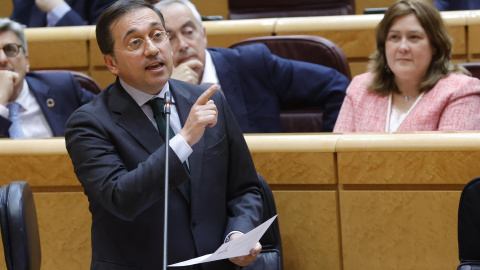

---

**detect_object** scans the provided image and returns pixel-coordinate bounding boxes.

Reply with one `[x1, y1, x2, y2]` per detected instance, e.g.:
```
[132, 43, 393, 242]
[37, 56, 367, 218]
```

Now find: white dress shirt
[200, 50, 222, 91]
[0, 79, 54, 138]
[120, 79, 192, 163]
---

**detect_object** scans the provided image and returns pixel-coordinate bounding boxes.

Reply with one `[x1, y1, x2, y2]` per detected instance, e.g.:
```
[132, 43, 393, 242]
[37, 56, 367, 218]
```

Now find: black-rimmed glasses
[1, 43, 23, 58]
[127, 30, 169, 51]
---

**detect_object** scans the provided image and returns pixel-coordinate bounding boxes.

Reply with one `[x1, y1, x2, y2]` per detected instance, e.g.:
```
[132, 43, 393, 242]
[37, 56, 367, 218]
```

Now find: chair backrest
[458, 63, 480, 80]
[229, 35, 351, 132]
[457, 176, 480, 269]
[243, 173, 283, 270]
[229, 35, 351, 80]
[0, 181, 41, 270]
[228, 0, 355, 19]
[34, 70, 102, 95]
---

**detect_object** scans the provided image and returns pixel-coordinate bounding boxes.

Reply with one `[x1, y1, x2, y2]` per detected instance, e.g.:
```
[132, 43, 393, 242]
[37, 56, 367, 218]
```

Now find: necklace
[386, 92, 425, 132]
[403, 94, 418, 103]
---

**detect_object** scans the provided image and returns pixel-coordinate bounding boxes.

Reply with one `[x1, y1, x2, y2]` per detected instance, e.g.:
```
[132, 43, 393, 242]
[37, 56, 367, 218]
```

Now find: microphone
[164, 91, 172, 115]
[162, 89, 172, 270]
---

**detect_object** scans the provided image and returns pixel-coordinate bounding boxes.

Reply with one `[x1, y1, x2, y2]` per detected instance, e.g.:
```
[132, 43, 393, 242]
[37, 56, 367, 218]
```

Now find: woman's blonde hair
[368, 0, 469, 95]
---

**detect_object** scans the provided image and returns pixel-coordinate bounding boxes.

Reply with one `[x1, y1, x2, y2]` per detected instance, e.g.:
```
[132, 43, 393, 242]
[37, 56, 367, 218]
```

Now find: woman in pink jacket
[334, 0, 480, 132]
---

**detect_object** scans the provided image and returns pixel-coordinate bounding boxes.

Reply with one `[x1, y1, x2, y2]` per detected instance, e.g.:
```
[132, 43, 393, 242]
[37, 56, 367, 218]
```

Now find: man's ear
[25, 55, 30, 72]
[104, 54, 119, 75]
[202, 27, 207, 46]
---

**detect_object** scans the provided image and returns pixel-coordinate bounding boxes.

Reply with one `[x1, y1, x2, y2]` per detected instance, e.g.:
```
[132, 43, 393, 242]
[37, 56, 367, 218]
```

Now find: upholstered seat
[0, 181, 41, 270]
[243, 174, 283, 270]
[459, 62, 480, 80]
[457, 176, 480, 270]
[229, 35, 350, 132]
[34, 70, 102, 94]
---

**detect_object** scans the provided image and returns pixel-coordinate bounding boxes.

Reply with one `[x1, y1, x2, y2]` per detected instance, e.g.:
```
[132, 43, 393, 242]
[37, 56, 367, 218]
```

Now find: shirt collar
[200, 50, 219, 86]
[14, 79, 30, 110]
[119, 79, 172, 106]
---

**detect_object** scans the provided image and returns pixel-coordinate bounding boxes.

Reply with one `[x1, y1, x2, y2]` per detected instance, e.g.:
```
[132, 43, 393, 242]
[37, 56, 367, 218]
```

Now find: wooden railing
[1, 132, 479, 269]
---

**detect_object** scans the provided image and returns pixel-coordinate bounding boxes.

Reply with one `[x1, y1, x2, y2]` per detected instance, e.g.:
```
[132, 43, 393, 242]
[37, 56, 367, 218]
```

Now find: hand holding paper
[228, 232, 262, 266]
[169, 215, 278, 267]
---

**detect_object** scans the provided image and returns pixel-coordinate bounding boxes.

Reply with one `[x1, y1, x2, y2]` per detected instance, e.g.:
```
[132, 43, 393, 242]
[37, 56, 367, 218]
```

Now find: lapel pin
[46, 98, 55, 108]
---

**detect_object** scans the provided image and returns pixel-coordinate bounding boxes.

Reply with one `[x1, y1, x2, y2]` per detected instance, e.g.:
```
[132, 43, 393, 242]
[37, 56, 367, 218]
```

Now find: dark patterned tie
[148, 98, 191, 199]
[148, 98, 175, 142]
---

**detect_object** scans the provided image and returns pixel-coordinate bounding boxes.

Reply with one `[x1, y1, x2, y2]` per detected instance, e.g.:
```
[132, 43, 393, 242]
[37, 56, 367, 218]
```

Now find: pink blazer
[333, 72, 480, 132]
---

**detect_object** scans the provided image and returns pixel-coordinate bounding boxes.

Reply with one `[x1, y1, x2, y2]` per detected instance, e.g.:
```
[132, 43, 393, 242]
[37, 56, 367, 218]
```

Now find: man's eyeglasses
[1, 43, 23, 58]
[127, 30, 169, 51]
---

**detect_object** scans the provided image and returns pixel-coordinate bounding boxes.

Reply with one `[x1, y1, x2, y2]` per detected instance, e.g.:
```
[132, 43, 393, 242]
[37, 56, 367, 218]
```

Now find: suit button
[191, 221, 197, 228]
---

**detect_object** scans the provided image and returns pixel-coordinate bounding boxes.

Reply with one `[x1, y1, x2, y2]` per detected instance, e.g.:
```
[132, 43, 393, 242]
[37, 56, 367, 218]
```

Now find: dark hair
[96, 0, 165, 57]
[368, 0, 469, 95]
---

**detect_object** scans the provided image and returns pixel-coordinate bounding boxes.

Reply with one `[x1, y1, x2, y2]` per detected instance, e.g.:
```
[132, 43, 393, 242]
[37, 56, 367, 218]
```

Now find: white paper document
[168, 215, 278, 267]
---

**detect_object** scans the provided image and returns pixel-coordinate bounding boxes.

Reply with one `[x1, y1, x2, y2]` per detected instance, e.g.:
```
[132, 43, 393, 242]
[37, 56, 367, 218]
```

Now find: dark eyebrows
[123, 21, 164, 41]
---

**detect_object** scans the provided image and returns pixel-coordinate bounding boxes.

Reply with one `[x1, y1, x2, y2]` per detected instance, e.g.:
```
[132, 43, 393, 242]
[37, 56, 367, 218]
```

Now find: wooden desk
[1, 133, 479, 269]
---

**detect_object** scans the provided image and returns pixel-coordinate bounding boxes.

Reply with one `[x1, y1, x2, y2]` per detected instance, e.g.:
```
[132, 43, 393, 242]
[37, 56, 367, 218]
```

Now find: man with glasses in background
[0, 18, 95, 138]
[65, 0, 262, 269]
[156, 0, 350, 133]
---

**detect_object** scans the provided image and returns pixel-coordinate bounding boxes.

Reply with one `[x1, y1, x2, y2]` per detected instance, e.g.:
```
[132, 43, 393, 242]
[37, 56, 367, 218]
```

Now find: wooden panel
[0, 192, 91, 269]
[252, 152, 336, 185]
[247, 134, 338, 184]
[0, 0, 13, 17]
[90, 68, 115, 89]
[340, 191, 459, 270]
[336, 133, 480, 152]
[275, 16, 380, 59]
[25, 27, 91, 69]
[27, 41, 88, 69]
[35, 192, 91, 269]
[467, 11, 480, 60]
[204, 19, 276, 48]
[0, 155, 78, 186]
[338, 151, 480, 184]
[336, 133, 480, 185]
[349, 61, 369, 77]
[191, 0, 229, 20]
[448, 25, 467, 56]
[274, 191, 341, 270]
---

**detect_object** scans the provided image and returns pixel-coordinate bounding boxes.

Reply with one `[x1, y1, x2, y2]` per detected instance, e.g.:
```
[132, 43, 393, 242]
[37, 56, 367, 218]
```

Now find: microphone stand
[162, 91, 172, 270]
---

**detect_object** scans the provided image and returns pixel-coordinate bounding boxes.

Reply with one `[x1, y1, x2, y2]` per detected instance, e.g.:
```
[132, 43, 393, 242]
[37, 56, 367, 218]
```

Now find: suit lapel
[109, 80, 162, 154]
[26, 75, 63, 136]
[208, 48, 250, 130]
[169, 80, 204, 206]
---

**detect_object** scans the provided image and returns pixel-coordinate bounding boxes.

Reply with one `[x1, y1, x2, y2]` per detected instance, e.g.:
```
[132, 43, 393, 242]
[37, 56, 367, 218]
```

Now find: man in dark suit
[0, 18, 94, 138]
[10, 0, 116, 27]
[155, 0, 350, 133]
[65, 1, 262, 269]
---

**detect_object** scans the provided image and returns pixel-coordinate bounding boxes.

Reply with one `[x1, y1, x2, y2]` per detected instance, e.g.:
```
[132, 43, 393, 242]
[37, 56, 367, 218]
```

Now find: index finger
[184, 59, 204, 70]
[195, 84, 218, 105]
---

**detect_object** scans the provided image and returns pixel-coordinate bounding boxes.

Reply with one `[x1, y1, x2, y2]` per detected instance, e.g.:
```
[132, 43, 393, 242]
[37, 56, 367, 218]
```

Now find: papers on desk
[168, 215, 277, 267]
